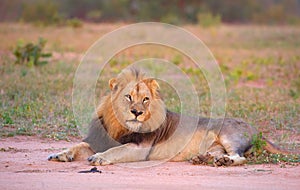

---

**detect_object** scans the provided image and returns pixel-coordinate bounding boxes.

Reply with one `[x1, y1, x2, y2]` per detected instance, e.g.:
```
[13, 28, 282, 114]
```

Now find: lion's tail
[263, 137, 299, 155]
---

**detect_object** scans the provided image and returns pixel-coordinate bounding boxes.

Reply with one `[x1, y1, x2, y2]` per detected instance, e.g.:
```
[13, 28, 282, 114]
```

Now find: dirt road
[0, 136, 299, 190]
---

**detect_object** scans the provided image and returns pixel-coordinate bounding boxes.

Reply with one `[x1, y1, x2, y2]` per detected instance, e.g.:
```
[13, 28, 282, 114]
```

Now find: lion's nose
[131, 109, 143, 117]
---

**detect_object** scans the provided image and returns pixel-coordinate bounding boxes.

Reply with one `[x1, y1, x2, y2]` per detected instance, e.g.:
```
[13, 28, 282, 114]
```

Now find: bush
[86, 10, 102, 22]
[66, 18, 83, 28]
[13, 38, 52, 66]
[20, 0, 84, 27]
[161, 14, 181, 25]
[251, 132, 267, 156]
[21, 0, 60, 26]
[197, 12, 221, 28]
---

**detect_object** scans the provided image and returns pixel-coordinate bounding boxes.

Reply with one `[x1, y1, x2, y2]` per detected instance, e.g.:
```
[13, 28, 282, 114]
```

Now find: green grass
[0, 23, 299, 161]
[247, 150, 299, 166]
[0, 55, 79, 140]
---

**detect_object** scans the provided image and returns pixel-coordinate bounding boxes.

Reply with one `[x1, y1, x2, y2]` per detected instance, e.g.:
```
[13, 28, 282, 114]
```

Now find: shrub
[197, 12, 221, 28]
[161, 14, 181, 25]
[289, 78, 300, 99]
[2, 112, 13, 125]
[172, 54, 183, 65]
[251, 132, 267, 156]
[66, 18, 83, 28]
[87, 10, 102, 22]
[21, 0, 60, 26]
[13, 38, 52, 66]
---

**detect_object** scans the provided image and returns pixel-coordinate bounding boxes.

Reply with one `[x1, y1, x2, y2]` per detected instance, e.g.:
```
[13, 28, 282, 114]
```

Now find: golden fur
[48, 68, 296, 166]
[97, 68, 166, 138]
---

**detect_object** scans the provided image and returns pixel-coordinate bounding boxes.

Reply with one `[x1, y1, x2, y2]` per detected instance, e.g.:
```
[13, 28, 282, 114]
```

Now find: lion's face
[109, 74, 166, 133]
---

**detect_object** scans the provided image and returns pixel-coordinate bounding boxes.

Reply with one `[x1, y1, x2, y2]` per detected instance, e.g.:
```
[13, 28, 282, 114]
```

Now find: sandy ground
[0, 136, 299, 190]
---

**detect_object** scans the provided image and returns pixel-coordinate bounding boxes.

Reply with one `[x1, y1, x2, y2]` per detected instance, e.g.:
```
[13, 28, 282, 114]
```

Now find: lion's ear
[144, 79, 160, 96]
[149, 79, 160, 91]
[109, 78, 117, 91]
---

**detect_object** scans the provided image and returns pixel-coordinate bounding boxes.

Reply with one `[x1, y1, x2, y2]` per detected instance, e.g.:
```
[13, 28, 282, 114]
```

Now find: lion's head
[98, 68, 166, 138]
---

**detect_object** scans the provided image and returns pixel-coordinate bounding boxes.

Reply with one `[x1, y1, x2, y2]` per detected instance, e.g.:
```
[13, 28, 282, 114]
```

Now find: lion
[48, 68, 296, 166]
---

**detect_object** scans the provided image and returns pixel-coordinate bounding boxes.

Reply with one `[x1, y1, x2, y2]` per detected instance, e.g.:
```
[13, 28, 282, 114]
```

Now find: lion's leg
[191, 143, 225, 165]
[225, 154, 247, 166]
[216, 137, 248, 166]
[48, 142, 94, 162]
[207, 143, 226, 157]
[191, 142, 247, 166]
[88, 143, 151, 166]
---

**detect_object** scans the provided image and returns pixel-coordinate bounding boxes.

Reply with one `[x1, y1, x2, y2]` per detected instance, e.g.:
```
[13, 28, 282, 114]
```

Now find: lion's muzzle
[125, 120, 142, 132]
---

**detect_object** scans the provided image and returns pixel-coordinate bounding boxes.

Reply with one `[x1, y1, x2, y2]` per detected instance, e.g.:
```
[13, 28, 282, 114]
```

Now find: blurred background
[1, 0, 300, 25]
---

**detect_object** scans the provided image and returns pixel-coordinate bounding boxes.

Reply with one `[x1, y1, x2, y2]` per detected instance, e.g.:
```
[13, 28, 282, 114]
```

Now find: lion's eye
[125, 94, 132, 102]
[143, 97, 150, 103]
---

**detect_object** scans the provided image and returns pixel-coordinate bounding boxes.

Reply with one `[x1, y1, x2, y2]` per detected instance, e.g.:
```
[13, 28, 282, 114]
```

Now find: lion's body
[48, 68, 292, 166]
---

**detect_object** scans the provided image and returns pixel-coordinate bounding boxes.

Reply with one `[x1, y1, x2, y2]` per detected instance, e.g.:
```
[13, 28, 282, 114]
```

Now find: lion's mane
[95, 68, 167, 142]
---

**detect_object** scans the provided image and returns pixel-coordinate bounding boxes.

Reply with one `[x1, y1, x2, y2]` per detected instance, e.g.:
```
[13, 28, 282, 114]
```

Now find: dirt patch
[0, 136, 299, 190]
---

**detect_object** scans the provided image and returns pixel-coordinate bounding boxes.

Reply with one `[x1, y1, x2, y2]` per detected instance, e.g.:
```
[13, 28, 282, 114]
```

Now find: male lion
[48, 68, 294, 166]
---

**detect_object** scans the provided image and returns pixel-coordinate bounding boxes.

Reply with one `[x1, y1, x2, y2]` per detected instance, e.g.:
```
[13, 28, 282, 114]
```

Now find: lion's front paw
[48, 150, 74, 162]
[214, 156, 233, 167]
[190, 153, 213, 165]
[88, 153, 112, 166]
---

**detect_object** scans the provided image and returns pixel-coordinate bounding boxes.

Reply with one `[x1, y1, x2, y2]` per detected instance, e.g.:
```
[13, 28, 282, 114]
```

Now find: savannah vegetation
[0, 0, 299, 164]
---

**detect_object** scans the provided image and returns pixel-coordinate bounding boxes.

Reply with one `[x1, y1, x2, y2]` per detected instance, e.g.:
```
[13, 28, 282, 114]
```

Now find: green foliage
[197, 12, 221, 28]
[251, 132, 267, 155]
[66, 18, 83, 28]
[16, 126, 33, 136]
[2, 112, 13, 125]
[247, 150, 299, 165]
[1, 0, 300, 25]
[289, 89, 299, 99]
[248, 131, 298, 165]
[172, 54, 183, 65]
[161, 14, 181, 25]
[253, 4, 285, 24]
[13, 38, 52, 66]
[223, 58, 261, 85]
[0, 56, 79, 140]
[86, 10, 102, 22]
[20, 0, 84, 27]
[228, 68, 243, 82]
[289, 78, 300, 99]
[21, 0, 61, 26]
[109, 59, 119, 67]
[253, 57, 274, 65]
